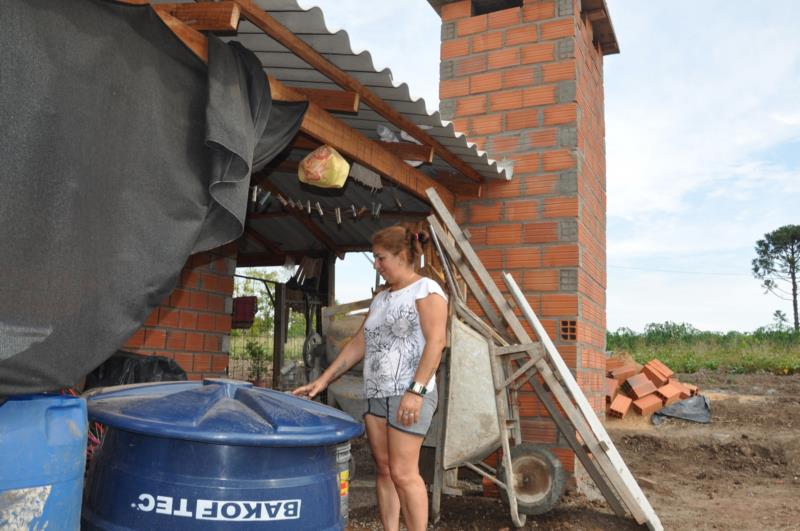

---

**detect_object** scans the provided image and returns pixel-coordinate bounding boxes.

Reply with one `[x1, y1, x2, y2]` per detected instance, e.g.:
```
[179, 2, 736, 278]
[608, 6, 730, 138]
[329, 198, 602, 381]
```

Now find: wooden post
[272, 282, 287, 389]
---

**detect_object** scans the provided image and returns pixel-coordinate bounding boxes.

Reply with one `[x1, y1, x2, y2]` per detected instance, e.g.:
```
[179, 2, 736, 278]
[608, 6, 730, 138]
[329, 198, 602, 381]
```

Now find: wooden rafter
[233, 0, 485, 184]
[290, 135, 433, 164]
[152, 7, 209, 61]
[435, 171, 482, 198]
[380, 142, 434, 164]
[258, 179, 345, 259]
[293, 87, 360, 114]
[154, 2, 240, 32]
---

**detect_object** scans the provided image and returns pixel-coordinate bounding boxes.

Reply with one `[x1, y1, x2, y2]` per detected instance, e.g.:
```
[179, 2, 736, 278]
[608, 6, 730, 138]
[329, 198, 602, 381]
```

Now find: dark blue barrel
[0, 394, 87, 530]
[82, 379, 363, 530]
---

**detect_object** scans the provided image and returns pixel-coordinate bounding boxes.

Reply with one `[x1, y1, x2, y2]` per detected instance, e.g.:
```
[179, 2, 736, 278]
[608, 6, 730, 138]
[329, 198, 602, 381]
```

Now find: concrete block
[557, 0, 574, 17]
[559, 219, 578, 242]
[560, 268, 578, 290]
[558, 125, 577, 147]
[556, 80, 577, 103]
[533, 64, 544, 85]
[441, 21, 456, 41]
[556, 38, 575, 60]
[439, 99, 456, 120]
[440, 60, 455, 80]
[558, 170, 578, 193]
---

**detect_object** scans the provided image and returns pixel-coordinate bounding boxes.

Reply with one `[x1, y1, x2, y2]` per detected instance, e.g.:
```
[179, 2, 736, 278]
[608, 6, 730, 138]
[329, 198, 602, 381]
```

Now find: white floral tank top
[362, 277, 447, 399]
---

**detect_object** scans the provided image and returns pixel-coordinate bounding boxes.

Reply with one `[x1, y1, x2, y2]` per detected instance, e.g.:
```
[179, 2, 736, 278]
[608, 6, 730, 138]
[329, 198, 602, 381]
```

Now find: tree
[752, 225, 800, 332]
[233, 268, 278, 335]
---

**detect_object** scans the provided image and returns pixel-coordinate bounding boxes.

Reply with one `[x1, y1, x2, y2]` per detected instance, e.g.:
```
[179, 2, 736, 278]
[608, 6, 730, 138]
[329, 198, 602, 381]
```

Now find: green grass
[607, 322, 800, 375]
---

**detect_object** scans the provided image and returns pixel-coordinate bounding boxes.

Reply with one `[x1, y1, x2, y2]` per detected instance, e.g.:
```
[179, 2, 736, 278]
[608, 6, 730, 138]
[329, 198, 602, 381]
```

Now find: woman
[293, 225, 448, 531]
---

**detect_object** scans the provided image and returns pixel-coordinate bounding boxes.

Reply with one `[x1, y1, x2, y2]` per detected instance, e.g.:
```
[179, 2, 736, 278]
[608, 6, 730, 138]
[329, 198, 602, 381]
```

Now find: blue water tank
[0, 394, 88, 530]
[82, 379, 363, 530]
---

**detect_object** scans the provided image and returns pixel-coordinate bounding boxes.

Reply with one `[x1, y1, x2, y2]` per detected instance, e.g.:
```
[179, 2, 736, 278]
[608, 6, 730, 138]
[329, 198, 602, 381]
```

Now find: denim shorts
[364, 390, 438, 437]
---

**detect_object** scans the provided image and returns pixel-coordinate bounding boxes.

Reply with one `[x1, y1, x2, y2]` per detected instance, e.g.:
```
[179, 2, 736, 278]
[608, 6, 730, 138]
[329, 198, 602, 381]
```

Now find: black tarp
[0, 0, 307, 395]
[83, 350, 187, 390]
[651, 395, 712, 425]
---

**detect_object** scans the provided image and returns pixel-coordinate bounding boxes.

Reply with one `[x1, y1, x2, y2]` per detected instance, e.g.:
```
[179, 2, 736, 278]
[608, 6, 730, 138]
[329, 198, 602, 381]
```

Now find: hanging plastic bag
[298, 145, 350, 188]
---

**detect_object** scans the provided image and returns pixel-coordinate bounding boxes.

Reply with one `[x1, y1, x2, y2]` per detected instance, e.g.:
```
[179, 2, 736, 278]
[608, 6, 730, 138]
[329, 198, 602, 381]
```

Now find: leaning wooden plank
[528, 377, 628, 518]
[428, 216, 510, 341]
[426, 189, 654, 527]
[504, 273, 663, 531]
[426, 191, 527, 341]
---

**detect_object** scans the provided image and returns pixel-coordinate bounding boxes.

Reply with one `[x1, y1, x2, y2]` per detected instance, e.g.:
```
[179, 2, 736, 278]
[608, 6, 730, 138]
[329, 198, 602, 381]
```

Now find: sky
[279, 0, 800, 333]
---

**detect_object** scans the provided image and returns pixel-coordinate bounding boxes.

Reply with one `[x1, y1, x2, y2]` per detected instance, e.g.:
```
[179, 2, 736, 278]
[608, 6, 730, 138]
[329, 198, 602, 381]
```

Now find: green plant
[245, 340, 269, 383]
[607, 321, 800, 375]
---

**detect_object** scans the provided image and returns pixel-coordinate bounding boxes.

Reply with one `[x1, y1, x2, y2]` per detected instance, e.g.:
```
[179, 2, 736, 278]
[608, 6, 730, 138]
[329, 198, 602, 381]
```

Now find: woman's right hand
[292, 377, 328, 399]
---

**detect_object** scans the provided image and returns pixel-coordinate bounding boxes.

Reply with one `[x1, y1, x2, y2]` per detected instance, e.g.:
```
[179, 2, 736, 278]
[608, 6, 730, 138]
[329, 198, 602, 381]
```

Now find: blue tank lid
[85, 379, 363, 447]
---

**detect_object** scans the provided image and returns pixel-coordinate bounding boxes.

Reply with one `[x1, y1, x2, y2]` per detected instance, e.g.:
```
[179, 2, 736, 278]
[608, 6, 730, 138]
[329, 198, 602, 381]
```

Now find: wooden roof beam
[290, 135, 433, 164]
[154, 2, 240, 32]
[380, 142, 434, 164]
[233, 0, 485, 184]
[293, 87, 360, 114]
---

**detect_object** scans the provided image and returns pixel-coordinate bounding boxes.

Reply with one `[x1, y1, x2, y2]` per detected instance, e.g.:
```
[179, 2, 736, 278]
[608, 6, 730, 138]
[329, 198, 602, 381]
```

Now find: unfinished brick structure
[433, 0, 617, 486]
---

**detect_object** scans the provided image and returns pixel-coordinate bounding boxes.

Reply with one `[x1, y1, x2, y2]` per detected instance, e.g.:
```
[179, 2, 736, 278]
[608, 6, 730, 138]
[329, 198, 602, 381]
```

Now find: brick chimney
[434, 0, 617, 490]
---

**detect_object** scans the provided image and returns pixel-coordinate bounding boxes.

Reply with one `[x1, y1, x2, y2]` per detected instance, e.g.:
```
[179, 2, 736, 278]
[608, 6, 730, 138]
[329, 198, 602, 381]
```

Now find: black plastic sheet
[0, 0, 306, 395]
[651, 395, 711, 425]
[83, 350, 187, 390]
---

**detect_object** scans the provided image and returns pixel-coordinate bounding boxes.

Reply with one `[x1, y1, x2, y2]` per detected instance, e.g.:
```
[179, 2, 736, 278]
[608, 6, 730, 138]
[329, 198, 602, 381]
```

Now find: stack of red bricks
[606, 358, 699, 418]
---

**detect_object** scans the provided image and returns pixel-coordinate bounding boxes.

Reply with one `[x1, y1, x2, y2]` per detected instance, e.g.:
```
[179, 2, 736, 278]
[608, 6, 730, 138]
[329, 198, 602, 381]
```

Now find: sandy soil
[346, 372, 800, 530]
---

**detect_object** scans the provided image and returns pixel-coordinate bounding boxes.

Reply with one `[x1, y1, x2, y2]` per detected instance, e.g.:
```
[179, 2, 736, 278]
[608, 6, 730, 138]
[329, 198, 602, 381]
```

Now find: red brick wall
[438, 0, 607, 486]
[575, 0, 608, 419]
[122, 244, 237, 380]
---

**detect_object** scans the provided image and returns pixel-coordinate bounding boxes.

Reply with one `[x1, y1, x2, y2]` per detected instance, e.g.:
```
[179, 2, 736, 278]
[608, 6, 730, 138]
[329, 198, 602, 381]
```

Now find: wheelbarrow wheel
[497, 443, 566, 516]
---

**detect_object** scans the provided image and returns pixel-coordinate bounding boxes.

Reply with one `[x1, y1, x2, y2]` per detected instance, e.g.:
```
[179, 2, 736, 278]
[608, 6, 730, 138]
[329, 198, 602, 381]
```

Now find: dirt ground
[346, 372, 800, 530]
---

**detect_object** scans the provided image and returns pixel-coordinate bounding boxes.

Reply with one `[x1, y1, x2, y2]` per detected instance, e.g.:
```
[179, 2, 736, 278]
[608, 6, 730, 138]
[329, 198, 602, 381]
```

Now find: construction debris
[606, 356, 702, 419]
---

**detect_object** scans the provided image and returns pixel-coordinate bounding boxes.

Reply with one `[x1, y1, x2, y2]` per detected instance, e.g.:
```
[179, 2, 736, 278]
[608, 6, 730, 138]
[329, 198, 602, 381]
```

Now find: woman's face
[372, 245, 412, 285]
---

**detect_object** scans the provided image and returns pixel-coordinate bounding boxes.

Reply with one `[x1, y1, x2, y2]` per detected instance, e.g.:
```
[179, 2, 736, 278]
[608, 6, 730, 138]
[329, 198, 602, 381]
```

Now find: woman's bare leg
[365, 415, 401, 531]
[387, 427, 427, 531]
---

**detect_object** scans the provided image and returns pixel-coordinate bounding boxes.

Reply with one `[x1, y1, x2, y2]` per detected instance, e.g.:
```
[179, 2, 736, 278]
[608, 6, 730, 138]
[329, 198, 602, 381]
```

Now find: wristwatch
[408, 381, 427, 396]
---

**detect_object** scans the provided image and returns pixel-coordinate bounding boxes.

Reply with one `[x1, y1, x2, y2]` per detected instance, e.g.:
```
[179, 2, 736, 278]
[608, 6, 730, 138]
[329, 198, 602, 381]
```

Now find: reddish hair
[371, 225, 429, 264]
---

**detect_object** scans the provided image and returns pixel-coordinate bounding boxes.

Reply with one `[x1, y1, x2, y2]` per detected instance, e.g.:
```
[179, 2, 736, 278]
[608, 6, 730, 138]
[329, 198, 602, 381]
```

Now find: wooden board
[504, 274, 662, 531]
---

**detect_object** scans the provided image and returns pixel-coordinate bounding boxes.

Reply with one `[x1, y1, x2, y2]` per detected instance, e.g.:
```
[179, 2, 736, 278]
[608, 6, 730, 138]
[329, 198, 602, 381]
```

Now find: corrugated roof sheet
[150, 0, 503, 259]
[233, 0, 508, 181]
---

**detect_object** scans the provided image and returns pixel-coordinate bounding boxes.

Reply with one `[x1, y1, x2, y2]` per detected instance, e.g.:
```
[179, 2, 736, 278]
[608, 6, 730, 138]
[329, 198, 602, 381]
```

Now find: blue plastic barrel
[82, 379, 363, 530]
[0, 394, 88, 530]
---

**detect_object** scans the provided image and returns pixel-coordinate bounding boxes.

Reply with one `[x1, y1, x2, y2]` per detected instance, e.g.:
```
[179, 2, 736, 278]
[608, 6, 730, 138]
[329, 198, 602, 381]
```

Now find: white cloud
[605, 0, 800, 223]
[290, 0, 800, 331]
